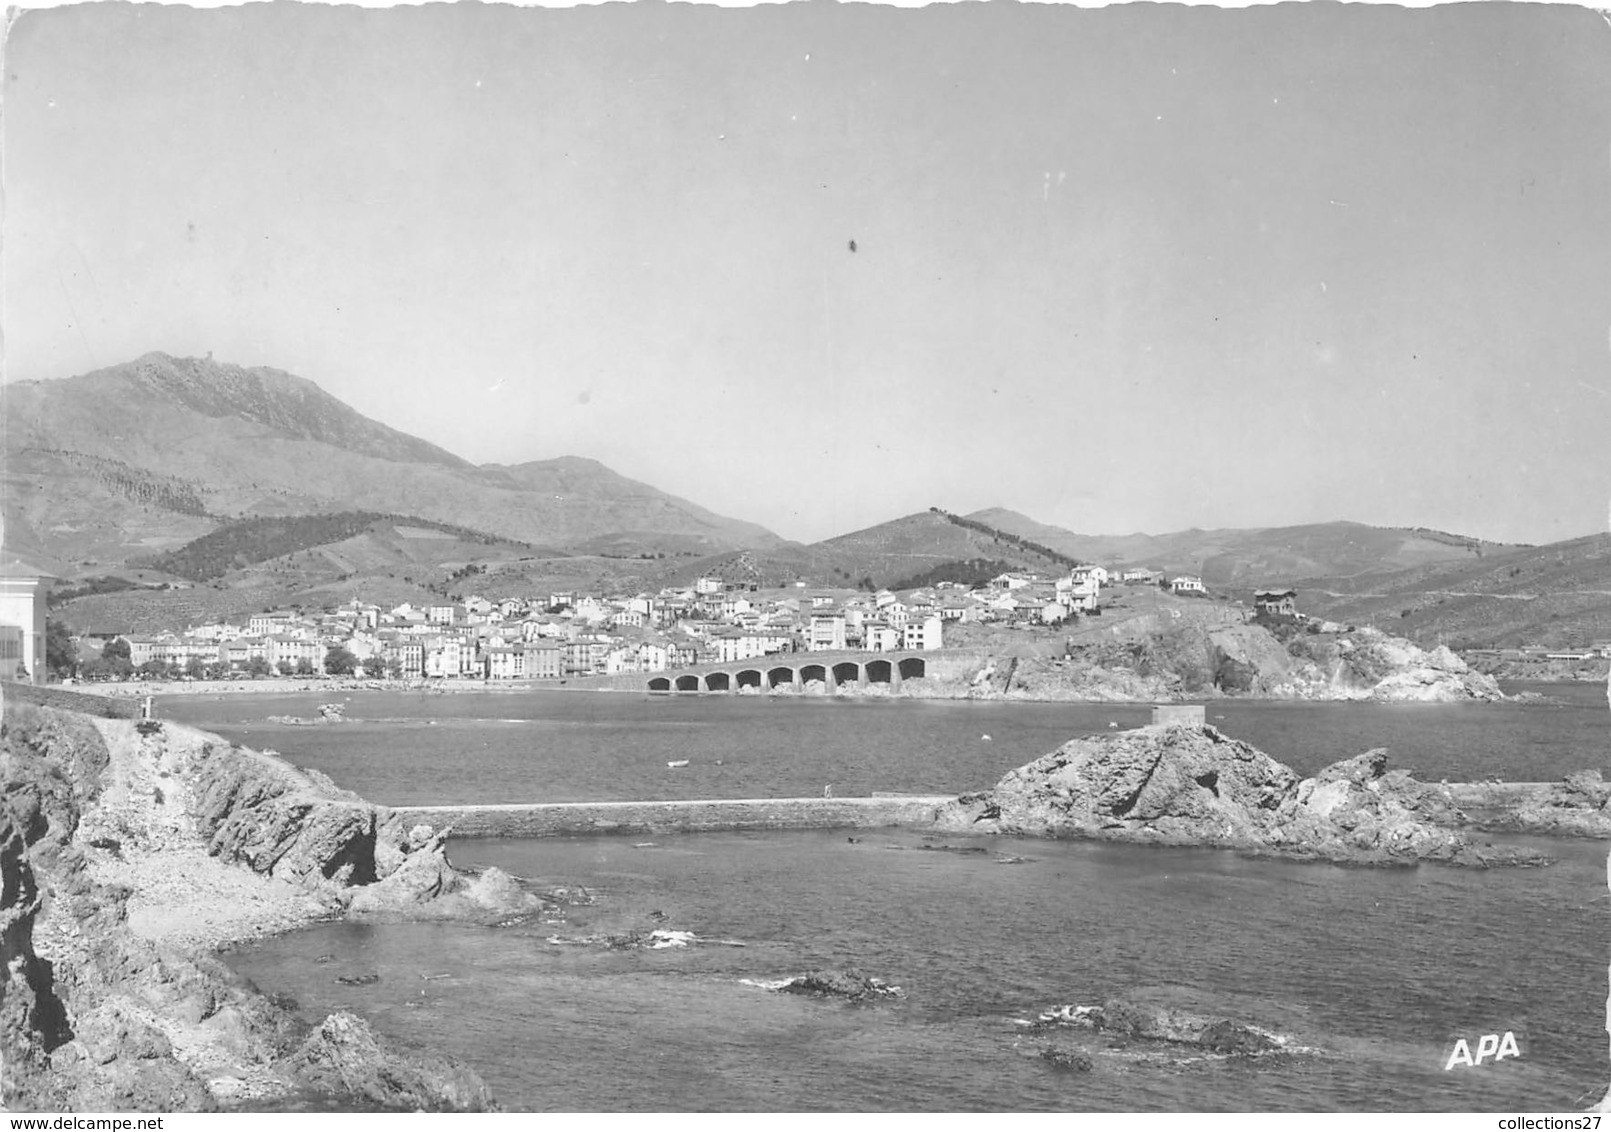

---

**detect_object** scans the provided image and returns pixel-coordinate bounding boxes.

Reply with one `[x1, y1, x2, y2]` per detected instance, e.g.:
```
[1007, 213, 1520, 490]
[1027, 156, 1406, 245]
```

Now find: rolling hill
[1288, 532, 1611, 649]
[649, 510, 1091, 593]
[966, 509, 1516, 588]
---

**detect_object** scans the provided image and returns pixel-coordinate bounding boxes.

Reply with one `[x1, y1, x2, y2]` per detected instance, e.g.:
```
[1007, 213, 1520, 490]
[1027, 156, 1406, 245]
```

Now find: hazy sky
[6, 2, 1611, 546]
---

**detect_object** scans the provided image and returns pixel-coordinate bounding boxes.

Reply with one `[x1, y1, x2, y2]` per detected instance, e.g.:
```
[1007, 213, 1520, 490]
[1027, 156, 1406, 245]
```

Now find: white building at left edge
[0, 558, 54, 684]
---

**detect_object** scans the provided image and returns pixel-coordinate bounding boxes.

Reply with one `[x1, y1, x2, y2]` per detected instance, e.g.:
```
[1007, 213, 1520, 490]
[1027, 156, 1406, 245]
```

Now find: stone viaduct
[567, 649, 988, 695]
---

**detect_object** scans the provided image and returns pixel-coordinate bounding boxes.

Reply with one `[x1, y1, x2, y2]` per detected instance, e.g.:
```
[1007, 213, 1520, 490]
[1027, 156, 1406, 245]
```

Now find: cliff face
[0, 704, 514, 1111]
[173, 731, 541, 921]
[933, 723, 1543, 867]
[1257, 631, 1504, 703]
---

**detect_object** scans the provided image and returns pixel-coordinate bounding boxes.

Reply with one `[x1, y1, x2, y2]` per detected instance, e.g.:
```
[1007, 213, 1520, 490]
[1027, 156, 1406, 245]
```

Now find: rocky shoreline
[0, 702, 567, 1111]
[7, 692, 1609, 1112]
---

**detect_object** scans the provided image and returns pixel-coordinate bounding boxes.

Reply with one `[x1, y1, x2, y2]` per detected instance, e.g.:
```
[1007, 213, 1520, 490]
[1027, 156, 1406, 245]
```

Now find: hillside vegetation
[1294, 533, 1611, 649]
[129, 512, 527, 582]
[967, 509, 1514, 586]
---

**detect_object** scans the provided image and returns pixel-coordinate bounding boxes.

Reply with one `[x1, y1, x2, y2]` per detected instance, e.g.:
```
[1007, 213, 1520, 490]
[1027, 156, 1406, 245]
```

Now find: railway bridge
[645, 651, 933, 694]
[559, 649, 990, 695]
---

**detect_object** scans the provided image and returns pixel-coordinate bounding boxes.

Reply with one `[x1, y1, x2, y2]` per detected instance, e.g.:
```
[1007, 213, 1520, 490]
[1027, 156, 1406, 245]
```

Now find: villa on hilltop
[1254, 589, 1298, 617]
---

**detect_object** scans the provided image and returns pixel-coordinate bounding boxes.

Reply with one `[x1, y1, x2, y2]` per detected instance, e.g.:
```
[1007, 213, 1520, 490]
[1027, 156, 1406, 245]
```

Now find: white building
[808, 613, 847, 652]
[0, 560, 52, 683]
[901, 615, 944, 651]
[865, 625, 900, 653]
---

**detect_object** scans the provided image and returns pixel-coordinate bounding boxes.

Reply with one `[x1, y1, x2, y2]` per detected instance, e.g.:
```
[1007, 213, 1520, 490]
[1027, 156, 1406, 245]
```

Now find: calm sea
[162, 683, 1611, 1111]
[159, 680, 1611, 806]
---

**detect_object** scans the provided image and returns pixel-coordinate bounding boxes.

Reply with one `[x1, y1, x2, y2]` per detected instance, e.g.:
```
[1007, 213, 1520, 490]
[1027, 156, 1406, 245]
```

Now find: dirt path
[71, 720, 336, 951]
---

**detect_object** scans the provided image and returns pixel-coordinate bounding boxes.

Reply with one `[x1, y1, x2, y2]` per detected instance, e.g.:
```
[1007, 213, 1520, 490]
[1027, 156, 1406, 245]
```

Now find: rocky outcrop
[933, 722, 1545, 866]
[1252, 629, 1503, 703]
[173, 730, 539, 920]
[999, 623, 1503, 703]
[1268, 749, 1505, 864]
[1447, 770, 1611, 838]
[776, 968, 902, 1001]
[282, 1012, 494, 1112]
[1, 704, 501, 1111]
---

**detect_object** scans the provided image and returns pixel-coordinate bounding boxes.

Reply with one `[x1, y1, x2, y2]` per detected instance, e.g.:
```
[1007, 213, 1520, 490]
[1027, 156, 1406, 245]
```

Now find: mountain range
[1, 352, 780, 571]
[5, 352, 1603, 647]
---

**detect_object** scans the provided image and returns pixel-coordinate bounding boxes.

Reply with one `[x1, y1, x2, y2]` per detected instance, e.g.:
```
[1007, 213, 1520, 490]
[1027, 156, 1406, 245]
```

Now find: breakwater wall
[1444, 782, 1553, 807]
[3, 681, 139, 717]
[1442, 781, 1557, 826]
[391, 795, 952, 838]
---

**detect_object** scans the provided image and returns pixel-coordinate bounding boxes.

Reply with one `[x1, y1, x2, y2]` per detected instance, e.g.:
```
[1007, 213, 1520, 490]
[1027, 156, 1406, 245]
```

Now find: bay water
[160, 683, 1611, 1111]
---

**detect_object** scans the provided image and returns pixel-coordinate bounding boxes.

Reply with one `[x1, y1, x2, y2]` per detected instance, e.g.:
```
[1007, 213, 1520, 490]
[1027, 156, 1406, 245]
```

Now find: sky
[5, 1, 1611, 547]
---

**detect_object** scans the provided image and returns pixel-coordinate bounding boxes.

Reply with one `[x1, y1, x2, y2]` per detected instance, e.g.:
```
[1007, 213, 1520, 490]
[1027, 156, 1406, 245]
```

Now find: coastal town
[8, 553, 1606, 693]
[16, 563, 1169, 684]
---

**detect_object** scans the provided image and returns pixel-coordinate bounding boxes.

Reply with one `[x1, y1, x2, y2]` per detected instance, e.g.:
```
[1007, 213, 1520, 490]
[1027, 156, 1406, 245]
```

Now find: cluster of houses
[90, 565, 1168, 681]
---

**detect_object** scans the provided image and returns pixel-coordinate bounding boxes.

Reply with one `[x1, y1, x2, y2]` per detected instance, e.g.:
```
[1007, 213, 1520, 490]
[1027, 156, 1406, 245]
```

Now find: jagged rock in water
[777, 968, 900, 1000]
[1269, 748, 1520, 865]
[934, 723, 1548, 867]
[935, 723, 1297, 847]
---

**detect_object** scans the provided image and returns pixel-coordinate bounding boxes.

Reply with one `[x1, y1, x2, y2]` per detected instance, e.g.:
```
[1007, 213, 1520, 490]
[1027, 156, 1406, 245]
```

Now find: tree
[245, 657, 272, 679]
[324, 646, 358, 676]
[137, 659, 171, 679]
[185, 656, 208, 680]
[104, 637, 132, 663]
[205, 660, 233, 681]
[277, 660, 295, 677]
[295, 658, 315, 676]
[45, 619, 79, 679]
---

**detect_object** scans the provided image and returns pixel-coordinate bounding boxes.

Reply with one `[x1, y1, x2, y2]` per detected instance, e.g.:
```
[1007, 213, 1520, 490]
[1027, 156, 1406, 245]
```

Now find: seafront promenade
[391, 794, 953, 837]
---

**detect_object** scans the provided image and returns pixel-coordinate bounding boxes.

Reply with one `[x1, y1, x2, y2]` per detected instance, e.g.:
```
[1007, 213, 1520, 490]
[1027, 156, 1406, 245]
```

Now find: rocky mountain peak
[120, 353, 469, 468]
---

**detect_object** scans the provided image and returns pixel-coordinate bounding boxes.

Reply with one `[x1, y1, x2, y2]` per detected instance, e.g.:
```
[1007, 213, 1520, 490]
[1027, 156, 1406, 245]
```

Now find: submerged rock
[1037, 1043, 1094, 1071]
[555, 927, 708, 950]
[916, 843, 989, 854]
[1036, 999, 1285, 1055]
[933, 723, 1548, 867]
